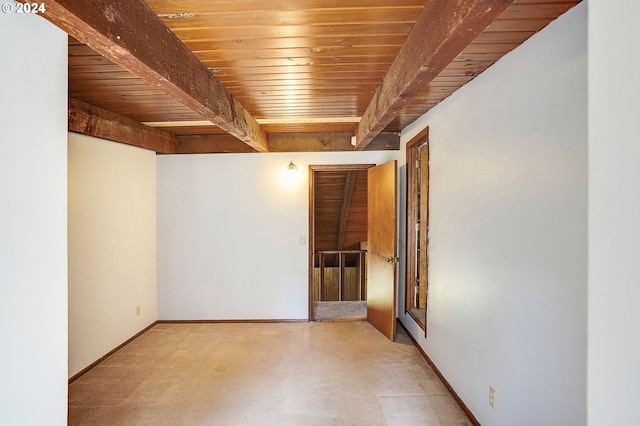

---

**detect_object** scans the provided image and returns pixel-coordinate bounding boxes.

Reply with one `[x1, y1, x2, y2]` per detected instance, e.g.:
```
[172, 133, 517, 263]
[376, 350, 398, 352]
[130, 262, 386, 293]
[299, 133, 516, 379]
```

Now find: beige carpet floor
[69, 322, 472, 426]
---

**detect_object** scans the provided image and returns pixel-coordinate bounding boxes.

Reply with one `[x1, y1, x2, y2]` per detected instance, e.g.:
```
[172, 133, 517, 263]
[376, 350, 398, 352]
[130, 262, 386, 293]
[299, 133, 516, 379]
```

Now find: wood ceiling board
[231, 88, 375, 99]
[154, 8, 424, 29]
[70, 89, 186, 99]
[239, 105, 365, 115]
[203, 56, 393, 71]
[485, 19, 561, 32]
[210, 64, 392, 76]
[458, 43, 524, 54]
[150, 0, 423, 124]
[167, 23, 417, 42]
[156, 126, 226, 136]
[68, 44, 104, 56]
[501, 3, 578, 18]
[69, 98, 207, 123]
[143, 120, 357, 136]
[221, 77, 383, 88]
[68, 71, 144, 81]
[68, 42, 214, 125]
[68, 56, 118, 67]
[183, 35, 406, 52]
[200, 57, 394, 69]
[472, 31, 537, 43]
[70, 79, 159, 90]
[236, 100, 371, 110]
[192, 46, 403, 62]
[69, 64, 134, 74]
[239, 100, 366, 109]
[145, 0, 426, 14]
[226, 88, 376, 97]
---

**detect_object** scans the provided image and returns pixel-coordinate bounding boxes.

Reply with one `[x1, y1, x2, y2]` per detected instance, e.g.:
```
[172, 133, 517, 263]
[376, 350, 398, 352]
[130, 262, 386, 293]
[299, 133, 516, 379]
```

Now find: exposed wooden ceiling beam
[354, 0, 513, 150]
[270, 132, 399, 152]
[171, 132, 399, 154]
[29, 0, 268, 152]
[174, 135, 257, 154]
[68, 98, 176, 153]
[336, 172, 356, 251]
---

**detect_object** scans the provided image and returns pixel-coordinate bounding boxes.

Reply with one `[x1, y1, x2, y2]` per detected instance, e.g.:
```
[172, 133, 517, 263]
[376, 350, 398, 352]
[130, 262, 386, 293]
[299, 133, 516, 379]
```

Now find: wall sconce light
[284, 160, 299, 184]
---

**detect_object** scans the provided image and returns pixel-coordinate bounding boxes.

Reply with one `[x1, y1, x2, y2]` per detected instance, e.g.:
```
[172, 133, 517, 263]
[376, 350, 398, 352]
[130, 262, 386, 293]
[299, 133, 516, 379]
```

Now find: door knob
[385, 256, 400, 264]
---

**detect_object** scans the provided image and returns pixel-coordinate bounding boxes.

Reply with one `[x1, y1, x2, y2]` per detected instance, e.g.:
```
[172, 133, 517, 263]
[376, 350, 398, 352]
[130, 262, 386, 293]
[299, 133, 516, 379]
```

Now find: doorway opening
[308, 164, 374, 322]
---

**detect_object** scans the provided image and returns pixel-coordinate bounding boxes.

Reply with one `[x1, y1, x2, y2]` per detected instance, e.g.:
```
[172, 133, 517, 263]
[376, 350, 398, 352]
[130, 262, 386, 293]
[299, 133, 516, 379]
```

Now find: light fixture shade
[287, 161, 297, 172]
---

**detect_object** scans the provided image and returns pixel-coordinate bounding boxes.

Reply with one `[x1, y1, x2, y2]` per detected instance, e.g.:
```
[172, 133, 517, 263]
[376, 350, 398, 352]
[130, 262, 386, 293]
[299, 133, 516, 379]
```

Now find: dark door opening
[308, 164, 373, 321]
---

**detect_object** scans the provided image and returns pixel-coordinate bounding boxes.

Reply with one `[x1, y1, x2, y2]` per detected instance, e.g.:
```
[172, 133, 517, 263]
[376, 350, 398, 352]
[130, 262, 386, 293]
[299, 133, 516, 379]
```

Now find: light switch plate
[489, 387, 496, 409]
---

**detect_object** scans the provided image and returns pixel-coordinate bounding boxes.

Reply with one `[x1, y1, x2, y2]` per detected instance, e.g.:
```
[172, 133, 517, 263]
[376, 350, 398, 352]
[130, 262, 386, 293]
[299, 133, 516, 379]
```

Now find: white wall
[588, 1, 640, 425]
[157, 151, 396, 320]
[0, 7, 68, 426]
[399, 4, 587, 426]
[68, 134, 158, 377]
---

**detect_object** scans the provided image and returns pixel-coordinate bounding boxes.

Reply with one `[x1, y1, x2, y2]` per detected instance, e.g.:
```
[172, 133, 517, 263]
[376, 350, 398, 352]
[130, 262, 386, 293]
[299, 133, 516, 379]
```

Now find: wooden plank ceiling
[40, 0, 581, 154]
[27, 0, 579, 253]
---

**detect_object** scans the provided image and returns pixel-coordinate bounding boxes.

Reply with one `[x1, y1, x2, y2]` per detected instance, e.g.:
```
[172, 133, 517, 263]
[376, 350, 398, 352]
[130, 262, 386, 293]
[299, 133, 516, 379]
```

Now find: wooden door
[367, 160, 398, 341]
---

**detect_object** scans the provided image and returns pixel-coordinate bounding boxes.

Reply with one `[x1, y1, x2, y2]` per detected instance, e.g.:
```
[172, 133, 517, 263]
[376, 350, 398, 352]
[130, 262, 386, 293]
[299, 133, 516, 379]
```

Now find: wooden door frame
[405, 127, 430, 332]
[308, 164, 375, 321]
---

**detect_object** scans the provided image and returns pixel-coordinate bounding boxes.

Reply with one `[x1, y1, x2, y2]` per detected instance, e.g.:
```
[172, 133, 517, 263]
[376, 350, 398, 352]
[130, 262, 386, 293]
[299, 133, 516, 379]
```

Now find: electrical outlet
[489, 386, 496, 409]
[136, 305, 141, 316]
